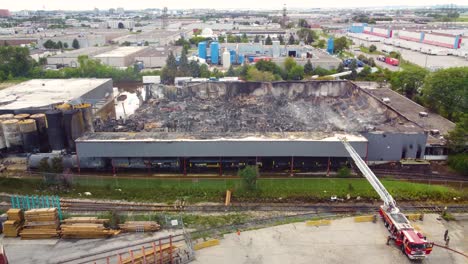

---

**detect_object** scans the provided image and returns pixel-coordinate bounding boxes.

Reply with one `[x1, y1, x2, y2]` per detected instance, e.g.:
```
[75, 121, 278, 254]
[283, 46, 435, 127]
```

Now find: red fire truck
[379, 207, 433, 259]
[341, 139, 433, 260]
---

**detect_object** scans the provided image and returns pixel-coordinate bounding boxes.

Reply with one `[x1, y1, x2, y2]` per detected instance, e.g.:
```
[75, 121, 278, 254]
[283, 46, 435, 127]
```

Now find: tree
[298, 19, 309, 28]
[63, 42, 69, 49]
[0, 46, 36, 80]
[390, 65, 428, 99]
[226, 65, 236, 77]
[161, 52, 177, 84]
[218, 36, 225, 43]
[241, 33, 248, 43]
[369, 44, 377, 53]
[288, 34, 295, 45]
[189, 61, 200, 77]
[337, 63, 345, 73]
[306, 32, 314, 44]
[178, 49, 191, 76]
[254, 35, 260, 43]
[199, 64, 211, 78]
[334, 36, 349, 53]
[43, 39, 56, 49]
[144, 41, 149, 46]
[287, 65, 304, 80]
[422, 67, 468, 121]
[446, 114, 468, 154]
[238, 165, 258, 191]
[265, 35, 272, 45]
[316, 39, 326, 49]
[72, 38, 80, 49]
[255, 60, 282, 76]
[348, 60, 358, 80]
[57, 41, 63, 49]
[239, 64, 251, 80]
[284, 57, 296, 72]
[278, 35, 284, 45]
[304, 59, 314, 75]
[358, 65, 372, 79]
[246, 67, 276, 82]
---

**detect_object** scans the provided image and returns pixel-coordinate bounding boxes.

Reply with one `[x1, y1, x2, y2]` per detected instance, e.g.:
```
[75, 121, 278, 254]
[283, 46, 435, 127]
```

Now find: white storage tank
[222, 48, 231, 69]
[0, 114, 13, 150]
[2, 119, 23, 150]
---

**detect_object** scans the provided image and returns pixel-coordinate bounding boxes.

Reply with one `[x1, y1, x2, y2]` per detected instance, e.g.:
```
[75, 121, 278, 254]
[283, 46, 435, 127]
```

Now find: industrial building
[56, 80, 445, 175]
[0, 79, 113, 112]
[46, 46, 115, 67]
[113, 29, 191, 46]
[135, 46, 183, 68]
[198, 41, 341, 70]
[94, 47, 149, 68]
[348, 23, 467, 57]
[0, 79, 452, 175]
[38, 34, 106, 49]
[107, 20, 135, 29]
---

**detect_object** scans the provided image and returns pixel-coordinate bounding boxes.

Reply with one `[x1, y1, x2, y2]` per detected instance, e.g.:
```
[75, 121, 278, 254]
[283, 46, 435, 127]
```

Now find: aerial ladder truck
[340, 138, 434, 260]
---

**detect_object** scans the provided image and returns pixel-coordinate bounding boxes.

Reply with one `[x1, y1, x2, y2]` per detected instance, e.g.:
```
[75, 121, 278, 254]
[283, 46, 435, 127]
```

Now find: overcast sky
[5, 0, 466, 11]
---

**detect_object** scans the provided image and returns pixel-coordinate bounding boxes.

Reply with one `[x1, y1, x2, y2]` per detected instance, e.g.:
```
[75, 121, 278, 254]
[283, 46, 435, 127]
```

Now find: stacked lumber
[62, 217, 109, 224]
[20, 208, 60, 239]
[61, 223, 120, 239]
[2, 220, 22, 237]
[3, 209, 24, 237]
[7, 209, 24, 222]
[120, 244, 178, 264]
[119, 221, 161, 232]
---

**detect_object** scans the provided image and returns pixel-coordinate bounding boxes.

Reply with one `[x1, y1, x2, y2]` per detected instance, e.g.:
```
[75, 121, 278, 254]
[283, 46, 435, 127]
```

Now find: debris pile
[98, 81, 405, 137]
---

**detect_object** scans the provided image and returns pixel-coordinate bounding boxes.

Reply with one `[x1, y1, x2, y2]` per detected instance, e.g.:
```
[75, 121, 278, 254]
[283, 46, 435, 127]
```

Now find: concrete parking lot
[350, 37, 468, 70]
[194, 214, 467, 264]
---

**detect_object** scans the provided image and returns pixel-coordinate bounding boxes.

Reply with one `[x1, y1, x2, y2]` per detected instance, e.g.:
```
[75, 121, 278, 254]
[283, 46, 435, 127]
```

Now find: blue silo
[238, 54, 245, 64]
[210, 41, 219, 64]
[327, 37, 334, 55]
[198, 41, 207, 59]
[230, 50, 236, 64]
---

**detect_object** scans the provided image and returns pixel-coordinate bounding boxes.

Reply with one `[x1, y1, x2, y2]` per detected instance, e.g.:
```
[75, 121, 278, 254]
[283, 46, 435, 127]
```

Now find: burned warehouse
[0, 78, 451, 175]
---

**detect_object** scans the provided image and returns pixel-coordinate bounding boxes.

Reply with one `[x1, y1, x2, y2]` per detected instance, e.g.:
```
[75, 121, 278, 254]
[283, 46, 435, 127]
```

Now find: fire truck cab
[400, 230, 433, 260]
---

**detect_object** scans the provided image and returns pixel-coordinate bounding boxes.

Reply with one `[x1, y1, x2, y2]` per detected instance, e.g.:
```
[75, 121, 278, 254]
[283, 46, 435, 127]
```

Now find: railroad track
[60, 199, 468, 213]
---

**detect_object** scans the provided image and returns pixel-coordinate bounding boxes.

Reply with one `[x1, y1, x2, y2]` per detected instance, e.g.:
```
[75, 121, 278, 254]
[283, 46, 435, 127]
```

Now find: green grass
[456, 16, 468, 22]
[359, 46, 384, 55]
[0, 176, 465, 203]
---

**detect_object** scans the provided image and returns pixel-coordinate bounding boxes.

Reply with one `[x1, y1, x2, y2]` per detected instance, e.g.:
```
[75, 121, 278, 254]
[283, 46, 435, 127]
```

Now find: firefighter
[445, 236, 450, 247]
[444, 230, 449, 241]
[386, 235, 392, 245]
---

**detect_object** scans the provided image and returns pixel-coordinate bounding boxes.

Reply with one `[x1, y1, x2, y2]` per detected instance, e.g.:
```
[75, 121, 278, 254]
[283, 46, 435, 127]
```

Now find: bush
[369, 45, 377, 52]
[337, 167, 351, 177]
[238, 166, 258, 190]
[448, 154, 468, 176]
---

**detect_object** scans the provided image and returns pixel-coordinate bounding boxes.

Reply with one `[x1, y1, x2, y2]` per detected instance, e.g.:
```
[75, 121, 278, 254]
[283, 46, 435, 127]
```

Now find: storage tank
[210, 41, 219, 64]
[30, 113, 49, 152]
[0, 114, 12, 150]
[198, 41, 207, 59]
[230, 50, 236, 64]
[74, 103, 94, 132]
[222, 49, 231, 69]
[45, 110, 65, 151]
[13, 113, 30, 120]
[0, 114, 14, 120]
[2, 119, 23, 150]
[63, 109, 85, 152]
[19, 119, 39, 153]
[238, 54, 245, 65]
